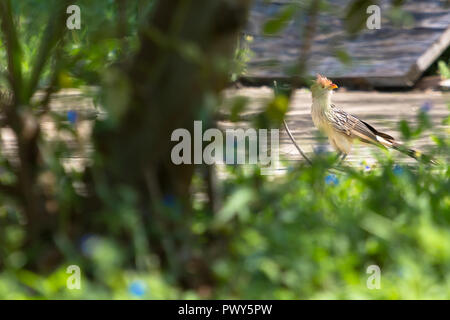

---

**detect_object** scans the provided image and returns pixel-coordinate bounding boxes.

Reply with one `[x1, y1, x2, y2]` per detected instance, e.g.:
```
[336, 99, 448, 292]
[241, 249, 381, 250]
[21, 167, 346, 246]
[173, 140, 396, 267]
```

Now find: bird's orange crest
[315, 74, 338, 89]
[316, 74, 333, 87]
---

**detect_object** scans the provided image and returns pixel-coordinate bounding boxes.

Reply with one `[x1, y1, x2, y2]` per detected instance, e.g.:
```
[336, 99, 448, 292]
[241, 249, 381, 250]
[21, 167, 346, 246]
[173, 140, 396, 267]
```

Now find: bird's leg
[335, 152, 347, 165]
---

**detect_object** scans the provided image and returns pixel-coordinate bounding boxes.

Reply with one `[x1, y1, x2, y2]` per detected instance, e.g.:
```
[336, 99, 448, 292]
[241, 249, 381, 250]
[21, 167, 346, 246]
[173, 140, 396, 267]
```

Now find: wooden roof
[243, 0, 450, 87]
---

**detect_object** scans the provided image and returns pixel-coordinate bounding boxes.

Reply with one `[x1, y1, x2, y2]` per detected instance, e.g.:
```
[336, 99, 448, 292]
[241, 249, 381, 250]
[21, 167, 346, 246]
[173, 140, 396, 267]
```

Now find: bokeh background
[0, 0, 449, 299]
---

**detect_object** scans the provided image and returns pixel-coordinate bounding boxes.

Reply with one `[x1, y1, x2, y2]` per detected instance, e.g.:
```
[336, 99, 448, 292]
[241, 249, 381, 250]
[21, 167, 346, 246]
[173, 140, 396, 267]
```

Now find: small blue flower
[325, 174, 339, 185]
[79, 234, 100, 256]
[364, 165, 371, 172]
[163, 194, 176, 207]
[129, 280, 146, 297]
[67, 110, 78, 124]
[313, 145, 328, 155]
[393, 164, 404, 176]
[420, 101, 432, 113]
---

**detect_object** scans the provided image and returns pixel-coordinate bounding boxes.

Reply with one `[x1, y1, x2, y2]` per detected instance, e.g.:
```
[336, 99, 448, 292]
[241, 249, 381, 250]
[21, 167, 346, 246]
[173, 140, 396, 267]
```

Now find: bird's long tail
[391, 142, 423, 161]
[375, 131, 436, 164]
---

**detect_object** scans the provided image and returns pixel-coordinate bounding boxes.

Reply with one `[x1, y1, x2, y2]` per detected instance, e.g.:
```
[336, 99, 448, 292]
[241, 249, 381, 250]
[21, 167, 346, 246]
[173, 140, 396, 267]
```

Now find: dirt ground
[1, 88, 448, 173]
[222, 87, 449, 169]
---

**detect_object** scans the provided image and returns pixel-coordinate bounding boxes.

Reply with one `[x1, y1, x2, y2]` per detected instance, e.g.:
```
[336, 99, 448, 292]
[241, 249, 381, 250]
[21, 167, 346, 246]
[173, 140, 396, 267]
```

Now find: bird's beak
[330, 83, 338, 90]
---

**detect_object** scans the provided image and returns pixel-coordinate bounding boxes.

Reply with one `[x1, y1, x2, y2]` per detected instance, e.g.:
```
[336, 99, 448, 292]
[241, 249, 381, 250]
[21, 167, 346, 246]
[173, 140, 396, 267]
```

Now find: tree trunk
[87, 0, 251, 288]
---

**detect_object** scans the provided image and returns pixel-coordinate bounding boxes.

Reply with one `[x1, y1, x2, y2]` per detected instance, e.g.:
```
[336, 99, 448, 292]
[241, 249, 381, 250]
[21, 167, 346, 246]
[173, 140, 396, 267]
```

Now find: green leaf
[230, 96, 249, 122]
[335, 49, 352, 65]
[438, 60, 450, 79]
[263, 4, 297, 35]
[214, 188, 254, 226]
[344, 0, 377, 35]
[399, 119, 411, 140]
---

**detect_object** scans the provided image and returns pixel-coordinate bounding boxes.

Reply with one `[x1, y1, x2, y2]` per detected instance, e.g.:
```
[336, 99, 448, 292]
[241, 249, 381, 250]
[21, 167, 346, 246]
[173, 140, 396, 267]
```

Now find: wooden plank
[243, 0, 450, 88]
[221, 88, 450, 167]
[1, 89, 447, 173]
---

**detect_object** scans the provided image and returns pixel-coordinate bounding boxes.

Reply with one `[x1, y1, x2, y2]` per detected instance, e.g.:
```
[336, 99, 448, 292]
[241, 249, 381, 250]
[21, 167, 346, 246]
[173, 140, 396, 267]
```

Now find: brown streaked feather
[329, 105, 381, 145]
[318, 102, 434, 163]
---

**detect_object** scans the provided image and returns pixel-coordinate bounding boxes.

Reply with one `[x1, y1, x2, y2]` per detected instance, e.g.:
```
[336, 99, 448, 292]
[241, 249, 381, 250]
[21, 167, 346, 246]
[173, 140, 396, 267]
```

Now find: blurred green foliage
[5, 0, 153, 88]
[438, 60, 450, 80]
[263, 3, 298, 35]
[1, 129, 449, 299]
[231, 35, 254, 82]
[0, 0, 449, 300]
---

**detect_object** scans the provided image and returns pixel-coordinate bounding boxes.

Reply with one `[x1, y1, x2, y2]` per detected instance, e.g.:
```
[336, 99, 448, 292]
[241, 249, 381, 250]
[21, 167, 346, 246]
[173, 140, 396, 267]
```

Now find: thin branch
[0, 0, 23, 104]
[283, 119, 312, 165]
[292, 0, 321, 90]
[279, 0, 320, 166]
[26, 0, 73, 102]
[37, 39, 65, 114]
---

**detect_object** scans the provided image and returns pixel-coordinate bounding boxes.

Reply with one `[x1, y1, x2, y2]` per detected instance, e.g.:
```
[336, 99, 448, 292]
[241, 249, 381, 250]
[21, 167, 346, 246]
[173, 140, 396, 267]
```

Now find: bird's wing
[329, 104, 395, 147]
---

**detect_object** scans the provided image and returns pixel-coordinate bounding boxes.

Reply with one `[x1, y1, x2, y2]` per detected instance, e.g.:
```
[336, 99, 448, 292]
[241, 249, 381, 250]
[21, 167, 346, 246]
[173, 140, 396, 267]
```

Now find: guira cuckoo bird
[310, 75, 427, 162]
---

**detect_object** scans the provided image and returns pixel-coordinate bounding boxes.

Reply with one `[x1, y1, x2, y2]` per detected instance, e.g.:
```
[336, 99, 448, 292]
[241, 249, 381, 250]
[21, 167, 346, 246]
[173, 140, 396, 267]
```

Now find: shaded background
[0, 0, 448, 299]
